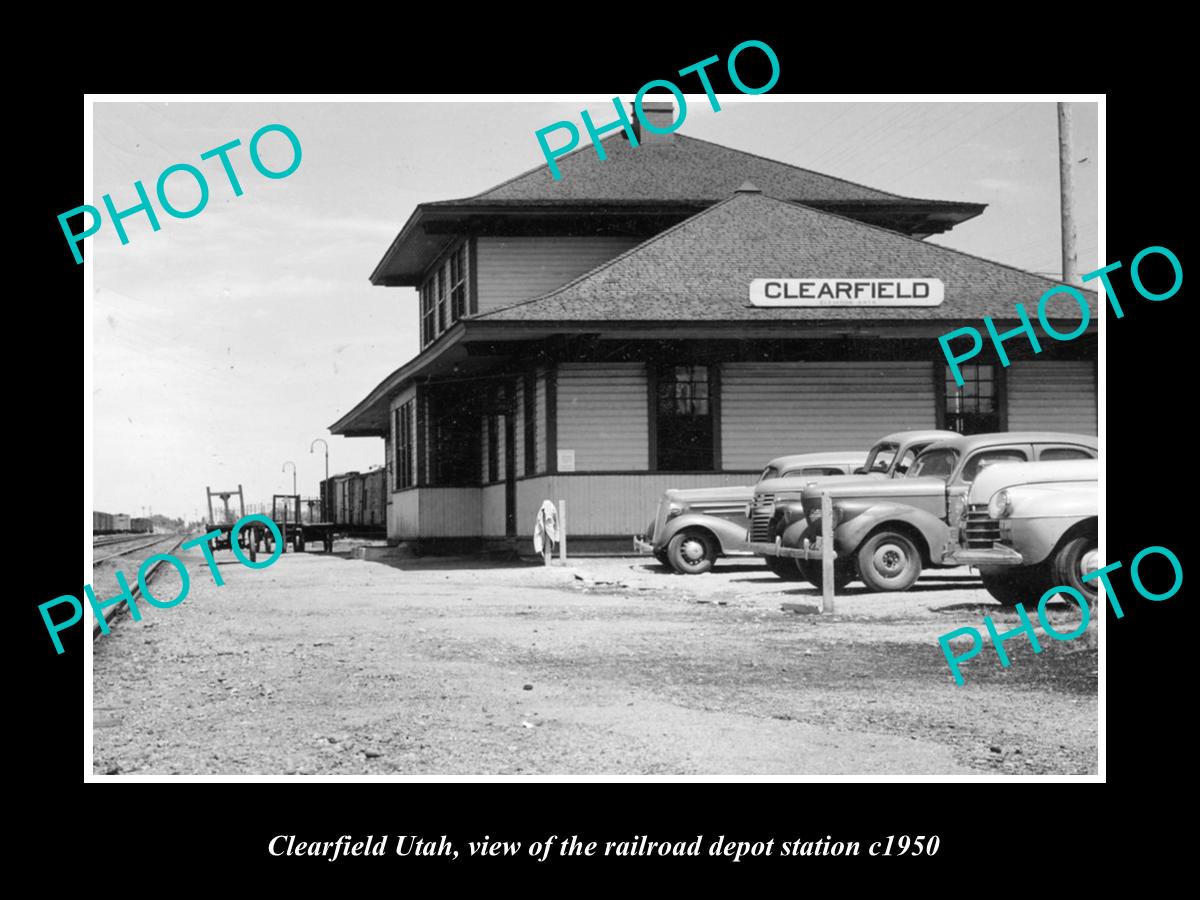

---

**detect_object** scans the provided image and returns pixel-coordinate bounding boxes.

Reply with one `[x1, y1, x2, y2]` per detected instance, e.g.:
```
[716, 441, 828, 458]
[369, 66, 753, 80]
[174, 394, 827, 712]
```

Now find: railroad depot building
[331, 106, 1097, 552]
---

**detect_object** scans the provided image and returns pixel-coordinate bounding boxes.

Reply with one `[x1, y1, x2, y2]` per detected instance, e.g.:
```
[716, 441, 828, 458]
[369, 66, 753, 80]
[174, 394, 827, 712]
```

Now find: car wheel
[667, 529, 716, 575]
[653, 549, 671, 568]
[979, 568, 1042, 607]
[856, 530, 922, 592]
[797, 559, 857, 592]
[764, 555, 806, 581]
[1049, 534, 1099, 603]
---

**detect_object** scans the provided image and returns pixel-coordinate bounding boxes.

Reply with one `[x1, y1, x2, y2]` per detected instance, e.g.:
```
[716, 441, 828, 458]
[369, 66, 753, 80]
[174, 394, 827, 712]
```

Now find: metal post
[558, 499, 567, 562]
[1057, 102, 1078, 285]
[821, 491, 834, 614]
[311, 439, 330, 521]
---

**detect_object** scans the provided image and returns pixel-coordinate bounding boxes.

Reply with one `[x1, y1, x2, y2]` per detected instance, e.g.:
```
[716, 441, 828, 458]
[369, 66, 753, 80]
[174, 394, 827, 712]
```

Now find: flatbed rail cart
[272, 494, 335, 553]
[203, 484, 273, 562]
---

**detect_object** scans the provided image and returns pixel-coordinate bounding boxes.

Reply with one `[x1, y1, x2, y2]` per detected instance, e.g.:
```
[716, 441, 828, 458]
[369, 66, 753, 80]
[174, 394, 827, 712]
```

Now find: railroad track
[92, 533, 190, 638]
[93, 535, 179, 564]
[94, 533, 156, 550]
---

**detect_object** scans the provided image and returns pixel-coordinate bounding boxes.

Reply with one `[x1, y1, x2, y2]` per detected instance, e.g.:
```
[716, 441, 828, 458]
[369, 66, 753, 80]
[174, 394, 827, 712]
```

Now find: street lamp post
[311, 438, 330, 521]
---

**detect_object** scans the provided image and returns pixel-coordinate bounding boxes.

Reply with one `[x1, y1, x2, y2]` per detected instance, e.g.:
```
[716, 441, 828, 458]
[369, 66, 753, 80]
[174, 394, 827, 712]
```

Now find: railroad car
[93, 510, 114, 534]
[319, 469, 387, 533]
[131, 517, 153, 533]
[112, 513, 132, 532]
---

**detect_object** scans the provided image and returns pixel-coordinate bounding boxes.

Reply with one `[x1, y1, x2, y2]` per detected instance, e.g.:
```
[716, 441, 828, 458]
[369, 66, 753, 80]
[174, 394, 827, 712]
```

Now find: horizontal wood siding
[481, 484, 507, 538]
[1007, 361, 1097, 434]
[474, 236, 643, 312]
[535, 369, 547, 474]
[721, 362, 936, 469]
[389, 489, 419, 539]
[517, 473, 754, 537]
[556, 363, 648, 472]
[418, 487, 481, 537]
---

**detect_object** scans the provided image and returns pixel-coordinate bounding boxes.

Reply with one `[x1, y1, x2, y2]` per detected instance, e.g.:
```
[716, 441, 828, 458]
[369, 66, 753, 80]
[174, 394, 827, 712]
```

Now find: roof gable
[470, 191, 1097, 323]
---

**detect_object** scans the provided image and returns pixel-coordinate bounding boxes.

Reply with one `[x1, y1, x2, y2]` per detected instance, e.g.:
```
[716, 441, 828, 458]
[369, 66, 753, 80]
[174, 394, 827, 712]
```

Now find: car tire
[797, 559, 857, 592]
[856, 530, 922, 592]
[764, 555, 806, 580]
[653, 550, 671, 569]
[979, 569, 1042, 607]
[667, 529, 717, 575]
[1049, 534, 1099, 603]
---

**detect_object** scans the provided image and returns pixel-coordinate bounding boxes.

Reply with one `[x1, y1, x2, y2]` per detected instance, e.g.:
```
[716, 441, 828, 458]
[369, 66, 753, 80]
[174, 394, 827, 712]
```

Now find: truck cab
[781, 432, 1098, 592]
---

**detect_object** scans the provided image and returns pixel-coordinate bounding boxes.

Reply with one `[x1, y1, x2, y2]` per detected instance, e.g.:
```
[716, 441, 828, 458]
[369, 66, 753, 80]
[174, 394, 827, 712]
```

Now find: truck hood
[802, 475, 946, 502]
[968, 459, 1098, 504]
[665, 485, 752, 503]
[753, 471, 882, 499]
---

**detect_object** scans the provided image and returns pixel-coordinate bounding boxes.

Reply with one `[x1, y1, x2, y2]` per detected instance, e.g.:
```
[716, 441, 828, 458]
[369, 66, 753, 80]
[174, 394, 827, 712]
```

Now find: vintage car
[773, 432, 1098, 592]
[945, 458, 1098, 606]
[634, 451, 867, 574]
[746, 430, 958, 582]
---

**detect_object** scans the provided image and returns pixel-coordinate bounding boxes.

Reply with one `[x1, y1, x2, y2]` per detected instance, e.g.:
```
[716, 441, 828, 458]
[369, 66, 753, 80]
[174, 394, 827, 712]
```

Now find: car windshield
[892, 443, 926, 477]
[758, 465, 779, 483]
[907, 448, 959, 481]
[863, 442, 899, 474]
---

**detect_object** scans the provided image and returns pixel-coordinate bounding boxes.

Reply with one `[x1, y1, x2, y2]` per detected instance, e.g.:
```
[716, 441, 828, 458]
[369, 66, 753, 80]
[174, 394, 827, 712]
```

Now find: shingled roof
[438, 133, 917, 204]
[470, 188, 1097, 324]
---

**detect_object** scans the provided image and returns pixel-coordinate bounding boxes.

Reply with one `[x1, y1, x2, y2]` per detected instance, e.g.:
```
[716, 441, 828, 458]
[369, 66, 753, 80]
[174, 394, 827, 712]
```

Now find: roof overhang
[368, 199, 986, 287]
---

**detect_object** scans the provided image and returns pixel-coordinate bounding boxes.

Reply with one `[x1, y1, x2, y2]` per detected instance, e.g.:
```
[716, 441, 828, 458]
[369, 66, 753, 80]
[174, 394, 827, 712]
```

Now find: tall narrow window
[945, 364, 1000, 434]
[420, 282, 435, 347]
[450, 245, 467, 321]
[437, 265, 448, 332]
[656, 365, 714, 471]
[395, 400, 415, 489]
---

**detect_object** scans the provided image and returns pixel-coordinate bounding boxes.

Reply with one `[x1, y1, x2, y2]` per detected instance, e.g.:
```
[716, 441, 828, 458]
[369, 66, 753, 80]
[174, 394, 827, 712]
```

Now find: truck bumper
[746, 536, 838, 560]
[946, 545, 1025, 567]
[633, 536, 655, 554]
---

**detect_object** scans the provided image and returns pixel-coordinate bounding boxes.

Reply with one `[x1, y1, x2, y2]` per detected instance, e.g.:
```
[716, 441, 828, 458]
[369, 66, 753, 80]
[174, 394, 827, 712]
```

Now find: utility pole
[1057, 102, 1079, 285]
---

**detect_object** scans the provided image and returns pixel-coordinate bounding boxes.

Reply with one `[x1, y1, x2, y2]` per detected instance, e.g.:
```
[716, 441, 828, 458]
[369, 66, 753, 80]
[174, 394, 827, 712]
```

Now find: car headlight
[666, 502, 684, 519]
[987, 489, 1012, 519]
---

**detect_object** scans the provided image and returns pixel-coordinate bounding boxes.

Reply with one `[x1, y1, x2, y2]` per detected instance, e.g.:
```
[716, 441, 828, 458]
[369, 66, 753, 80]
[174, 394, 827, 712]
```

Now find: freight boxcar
[93, 510, 114, 534]
[319, 469, 386, 534]
[131, 517, 153, 534]
[112, 513, 131, 532]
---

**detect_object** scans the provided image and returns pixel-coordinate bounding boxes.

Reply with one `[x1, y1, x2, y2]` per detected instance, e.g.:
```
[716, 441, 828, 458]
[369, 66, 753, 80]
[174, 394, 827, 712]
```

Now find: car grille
[964, 504, 1001, 549]
[750, 494, 774, 542]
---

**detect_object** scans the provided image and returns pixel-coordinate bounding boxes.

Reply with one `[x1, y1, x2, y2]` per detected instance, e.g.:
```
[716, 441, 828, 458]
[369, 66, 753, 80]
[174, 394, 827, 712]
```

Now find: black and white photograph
[83, 96, 1101, 778]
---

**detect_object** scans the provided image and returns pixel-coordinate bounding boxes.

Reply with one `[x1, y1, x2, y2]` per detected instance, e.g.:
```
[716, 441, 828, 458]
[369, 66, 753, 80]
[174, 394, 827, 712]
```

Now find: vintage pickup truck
[635, 451, 867, 574]
[772, 432, 1098, 592]
[945, 458, 1098, 606]
[746, 429, 958, 583]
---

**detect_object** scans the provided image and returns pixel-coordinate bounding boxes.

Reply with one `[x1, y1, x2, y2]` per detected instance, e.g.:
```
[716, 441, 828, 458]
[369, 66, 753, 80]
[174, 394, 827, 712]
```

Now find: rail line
[92, 533, 190, 638]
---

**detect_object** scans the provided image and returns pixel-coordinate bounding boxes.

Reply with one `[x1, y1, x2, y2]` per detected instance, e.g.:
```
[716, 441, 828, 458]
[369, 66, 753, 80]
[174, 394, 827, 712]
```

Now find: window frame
[652, 363, 716, 472]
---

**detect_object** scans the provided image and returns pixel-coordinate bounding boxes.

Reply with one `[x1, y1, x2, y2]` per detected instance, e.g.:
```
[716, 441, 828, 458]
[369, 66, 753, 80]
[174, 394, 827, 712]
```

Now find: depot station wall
[378, 352, 1096, 553]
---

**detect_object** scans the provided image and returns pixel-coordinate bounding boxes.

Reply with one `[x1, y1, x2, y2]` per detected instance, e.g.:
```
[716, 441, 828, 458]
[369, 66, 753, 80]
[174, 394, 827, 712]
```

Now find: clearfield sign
[750, 278, 945, 307]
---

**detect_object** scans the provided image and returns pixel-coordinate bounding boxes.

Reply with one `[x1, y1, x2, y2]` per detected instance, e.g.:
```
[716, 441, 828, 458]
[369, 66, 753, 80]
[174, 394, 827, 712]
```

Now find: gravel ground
[92, 545, 1097, 776]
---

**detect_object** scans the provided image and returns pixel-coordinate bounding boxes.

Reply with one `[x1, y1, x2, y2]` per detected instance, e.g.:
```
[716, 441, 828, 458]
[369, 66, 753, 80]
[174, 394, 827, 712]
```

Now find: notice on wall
[749, 278, 945, 307]
[557, 449, 576, 472]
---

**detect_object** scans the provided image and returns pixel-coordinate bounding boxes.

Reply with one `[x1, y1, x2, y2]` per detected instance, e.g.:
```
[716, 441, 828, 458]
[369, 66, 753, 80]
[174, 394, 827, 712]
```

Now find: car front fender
[656, 513, 750, 555]
[835, 503, 952, 563]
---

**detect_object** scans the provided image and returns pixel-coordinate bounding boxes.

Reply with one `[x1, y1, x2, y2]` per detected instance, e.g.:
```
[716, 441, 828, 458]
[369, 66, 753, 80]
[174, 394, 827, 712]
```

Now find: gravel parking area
[92, 546, 1097, 776]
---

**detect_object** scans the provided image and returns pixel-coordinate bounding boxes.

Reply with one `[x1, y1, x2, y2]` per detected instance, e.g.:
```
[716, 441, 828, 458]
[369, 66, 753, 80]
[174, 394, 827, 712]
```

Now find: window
[864, 442, 899, 474]
[792, 466, 850, 477]
[945, 364, 999, 434]
[394, 400, 415, 490]
[1038, 446, 1094, 461]
[656, 365, 713, 471]
[450, 245, 467, 320]
[524, 376, 537, 475]
[908, 448, 959, 481]
[420, 282, 436, 347]
[437, 265, 448, 333]
[487, 413, 499, 483]
[961, 448, 1028, 483]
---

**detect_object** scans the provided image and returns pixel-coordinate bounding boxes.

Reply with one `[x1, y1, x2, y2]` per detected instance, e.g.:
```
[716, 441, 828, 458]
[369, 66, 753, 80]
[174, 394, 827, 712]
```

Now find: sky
[90, 99, 1099, 520]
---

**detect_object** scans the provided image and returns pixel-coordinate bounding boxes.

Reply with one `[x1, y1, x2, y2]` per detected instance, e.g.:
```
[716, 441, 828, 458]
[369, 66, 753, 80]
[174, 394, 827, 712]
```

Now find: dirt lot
[91, 545, 1097, 776]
